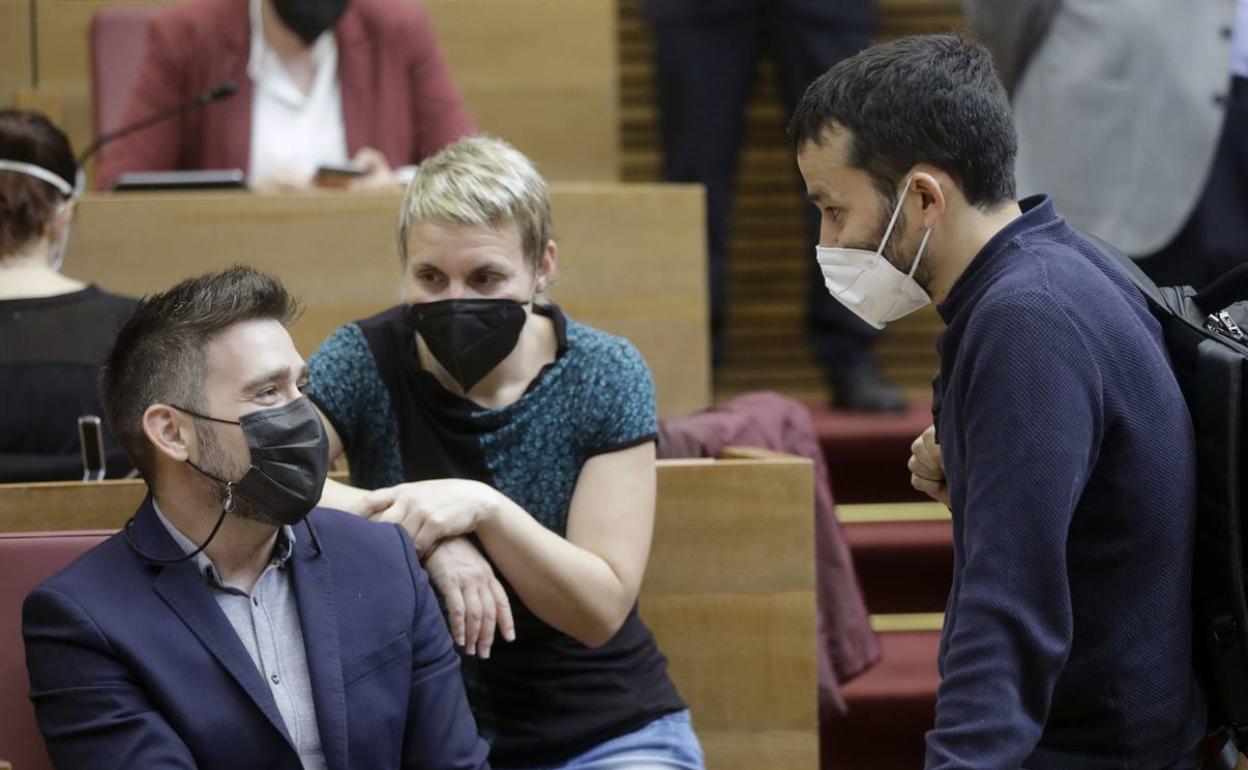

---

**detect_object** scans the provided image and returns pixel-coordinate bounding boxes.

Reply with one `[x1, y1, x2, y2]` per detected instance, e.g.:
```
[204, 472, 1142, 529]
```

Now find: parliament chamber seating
[0, 457, 819, 770]
[831, 503, 950, 770]
[0, 531, 111, 770]
[5, 0, 1010, 765]
[8, 0, 620, 184]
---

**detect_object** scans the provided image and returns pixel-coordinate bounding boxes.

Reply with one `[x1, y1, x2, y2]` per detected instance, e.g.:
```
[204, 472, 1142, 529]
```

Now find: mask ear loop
[819, 177, 914, 300]
[879, 219, 935, 322]
[122, 491, 233, 565]
[49, 198, 76, 272]
[0, 163, 85, 272]
[908, 228, 933, 279]
[876, 175, 914, 255]
[0, 159, 75, 196]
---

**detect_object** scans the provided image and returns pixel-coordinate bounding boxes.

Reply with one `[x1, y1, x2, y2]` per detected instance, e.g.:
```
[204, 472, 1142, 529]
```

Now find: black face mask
[405, 298, 528, 392]
[124, 397, 329, 565]
[180, 397, 330, 526]
[271, 0, 348, 45]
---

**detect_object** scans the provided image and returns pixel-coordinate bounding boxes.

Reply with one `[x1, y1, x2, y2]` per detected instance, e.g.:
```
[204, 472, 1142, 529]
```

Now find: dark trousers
[652, 7, 879, 370]
[1138, 76, 1248, 289]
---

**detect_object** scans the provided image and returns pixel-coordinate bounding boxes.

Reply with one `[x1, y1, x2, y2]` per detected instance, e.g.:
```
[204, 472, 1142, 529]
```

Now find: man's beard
[846, 194, 934, 293]
[195, 423, 283, 528]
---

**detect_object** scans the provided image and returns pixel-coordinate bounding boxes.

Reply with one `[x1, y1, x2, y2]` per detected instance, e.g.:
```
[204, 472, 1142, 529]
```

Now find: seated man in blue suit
[22, 266, 490, 770]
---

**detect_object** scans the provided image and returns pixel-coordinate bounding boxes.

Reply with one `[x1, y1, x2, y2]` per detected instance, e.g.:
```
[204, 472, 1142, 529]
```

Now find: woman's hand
[908, 424, 950, 506]
[347, 147, 401, 191]
[252, 167, 310, 193]
[423, 537, 516, 658]
[365, 479, 502, 555]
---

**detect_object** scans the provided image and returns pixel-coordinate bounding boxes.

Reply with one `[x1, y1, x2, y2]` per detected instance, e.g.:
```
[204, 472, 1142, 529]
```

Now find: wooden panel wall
[27, 0, 618, 181]
[61, 184, 711, 418]
[427, 0, 619, 182]
[0, 0, 33, 106]
[618, 0, 965, 400]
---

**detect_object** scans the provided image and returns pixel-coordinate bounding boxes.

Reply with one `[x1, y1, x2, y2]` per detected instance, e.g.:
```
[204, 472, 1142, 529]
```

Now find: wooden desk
[63, 184, 710, 418]
[0, 457, 818, 769]
[29, 0, 618, 182]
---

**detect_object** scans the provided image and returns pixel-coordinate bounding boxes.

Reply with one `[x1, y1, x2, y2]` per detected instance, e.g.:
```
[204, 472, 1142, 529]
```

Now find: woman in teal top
[309, 136, 703, 769]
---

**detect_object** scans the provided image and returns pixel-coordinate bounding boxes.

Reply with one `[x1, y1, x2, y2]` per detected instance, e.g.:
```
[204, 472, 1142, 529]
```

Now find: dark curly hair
[789, 34, 1017, 210]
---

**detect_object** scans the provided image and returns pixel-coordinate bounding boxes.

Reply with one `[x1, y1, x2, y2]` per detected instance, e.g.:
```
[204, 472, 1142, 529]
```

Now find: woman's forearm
[318, 477, 370, 516]
[476, 498, 636, 648]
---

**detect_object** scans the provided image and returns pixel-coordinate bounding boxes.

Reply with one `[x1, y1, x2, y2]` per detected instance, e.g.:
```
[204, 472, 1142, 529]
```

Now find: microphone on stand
[77, 81, 239, 168]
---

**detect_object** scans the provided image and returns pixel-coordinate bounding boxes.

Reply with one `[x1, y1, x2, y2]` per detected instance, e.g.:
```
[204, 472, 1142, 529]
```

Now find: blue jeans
[506, 710, 705, 770]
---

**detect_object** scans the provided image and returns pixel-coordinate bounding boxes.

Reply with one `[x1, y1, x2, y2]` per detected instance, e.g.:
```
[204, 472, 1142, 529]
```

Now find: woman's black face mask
[405, 298, 529, 392]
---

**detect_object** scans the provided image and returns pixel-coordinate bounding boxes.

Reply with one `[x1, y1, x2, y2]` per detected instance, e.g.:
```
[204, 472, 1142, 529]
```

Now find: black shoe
[829, 363, 907, 414]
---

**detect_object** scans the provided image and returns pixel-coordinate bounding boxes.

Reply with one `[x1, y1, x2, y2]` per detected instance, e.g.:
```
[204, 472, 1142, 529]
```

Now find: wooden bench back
[0, 456, 817, 769]
[63, 184, 710, 418]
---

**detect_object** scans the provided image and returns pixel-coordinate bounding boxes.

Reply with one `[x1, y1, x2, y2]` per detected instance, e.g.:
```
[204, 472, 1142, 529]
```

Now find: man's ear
[142, 404, 193, 465]
[910, 170, 948, 229]
[535, 239, 558, 294]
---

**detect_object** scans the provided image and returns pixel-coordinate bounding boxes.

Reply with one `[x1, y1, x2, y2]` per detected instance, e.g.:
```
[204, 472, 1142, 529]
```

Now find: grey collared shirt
[154, 502, 327, 770]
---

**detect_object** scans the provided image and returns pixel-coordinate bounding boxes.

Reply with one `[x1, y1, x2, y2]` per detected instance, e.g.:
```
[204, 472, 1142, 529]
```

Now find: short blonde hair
[398, 135, 552, 268]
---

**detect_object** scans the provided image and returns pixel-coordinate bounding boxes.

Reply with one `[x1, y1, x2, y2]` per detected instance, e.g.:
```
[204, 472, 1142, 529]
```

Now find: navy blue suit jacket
[22, 498, 490, 770]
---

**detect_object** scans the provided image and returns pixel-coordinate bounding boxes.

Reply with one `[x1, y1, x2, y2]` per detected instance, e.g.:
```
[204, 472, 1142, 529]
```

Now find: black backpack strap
[1196, 264, 1248, 316]
[1084, 233, 1169, 306]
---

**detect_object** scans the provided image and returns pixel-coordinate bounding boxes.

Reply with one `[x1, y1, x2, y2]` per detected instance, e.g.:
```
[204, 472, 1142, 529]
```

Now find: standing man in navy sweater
[789, 35, 1206, 769]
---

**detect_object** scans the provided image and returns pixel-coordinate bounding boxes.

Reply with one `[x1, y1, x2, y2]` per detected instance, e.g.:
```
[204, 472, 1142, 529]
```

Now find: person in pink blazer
[95, 0, 475, 191]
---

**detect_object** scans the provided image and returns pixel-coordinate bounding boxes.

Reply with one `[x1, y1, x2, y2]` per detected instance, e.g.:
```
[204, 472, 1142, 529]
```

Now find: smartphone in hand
[313, 163, 367, 189]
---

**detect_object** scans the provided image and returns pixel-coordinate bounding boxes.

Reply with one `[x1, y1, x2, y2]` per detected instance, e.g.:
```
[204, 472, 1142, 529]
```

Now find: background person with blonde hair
[308, 135, 703, 769]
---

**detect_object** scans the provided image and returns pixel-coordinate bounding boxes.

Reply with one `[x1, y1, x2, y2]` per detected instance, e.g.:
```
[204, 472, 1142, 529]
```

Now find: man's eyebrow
[807, 187, 835, 204]
[241, 366, 290, 393]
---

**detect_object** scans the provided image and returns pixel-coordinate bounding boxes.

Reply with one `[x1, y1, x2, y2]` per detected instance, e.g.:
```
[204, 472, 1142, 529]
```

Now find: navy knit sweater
[927, 196, 1206, 770]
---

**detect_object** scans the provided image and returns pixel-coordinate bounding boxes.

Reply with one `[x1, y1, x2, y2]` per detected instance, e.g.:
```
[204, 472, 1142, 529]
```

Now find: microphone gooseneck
[77, 81, 239, 168]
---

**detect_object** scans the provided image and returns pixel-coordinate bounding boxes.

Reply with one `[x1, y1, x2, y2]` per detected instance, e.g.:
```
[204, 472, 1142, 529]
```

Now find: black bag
[1102, 241, 1248, 744]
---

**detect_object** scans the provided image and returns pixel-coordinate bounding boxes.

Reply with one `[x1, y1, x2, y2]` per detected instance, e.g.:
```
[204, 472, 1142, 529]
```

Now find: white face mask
[0, 159, 81, 272]
[816, 176, 934, 330]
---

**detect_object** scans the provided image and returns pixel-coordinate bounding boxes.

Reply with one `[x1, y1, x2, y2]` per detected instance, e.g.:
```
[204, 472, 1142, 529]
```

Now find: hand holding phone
[312, 162, 368, 189]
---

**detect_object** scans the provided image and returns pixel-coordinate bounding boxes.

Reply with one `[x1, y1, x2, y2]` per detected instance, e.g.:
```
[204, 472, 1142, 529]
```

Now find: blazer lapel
[290, 519, 349, 770]
[130, 501, 295, 748]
